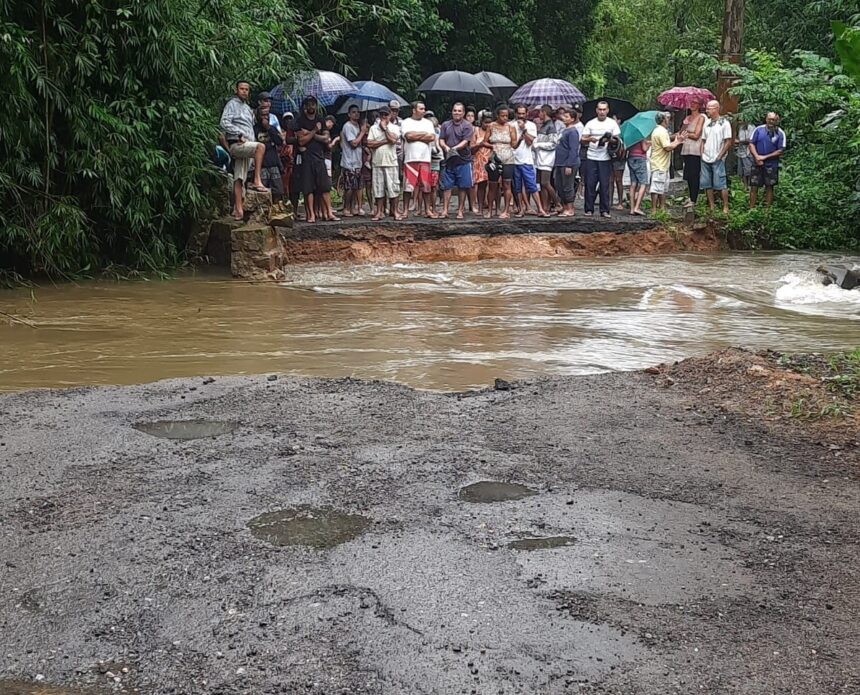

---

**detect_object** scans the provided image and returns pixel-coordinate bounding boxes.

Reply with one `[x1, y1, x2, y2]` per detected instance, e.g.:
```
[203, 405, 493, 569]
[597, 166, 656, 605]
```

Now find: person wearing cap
[253, 102, 284, 202]
[257, 91, 282, 132]
[279, 111, 297, 209]
[401, 101, 438, 219]
[340, 104, 368, 216]
[367, 105, 403, 221]
[296, 95, 337, 222]
[219, 80, 268, 220]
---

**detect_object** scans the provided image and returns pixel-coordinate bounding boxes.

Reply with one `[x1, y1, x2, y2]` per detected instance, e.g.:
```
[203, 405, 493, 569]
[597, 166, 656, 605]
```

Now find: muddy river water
[1, 252, 858, 392]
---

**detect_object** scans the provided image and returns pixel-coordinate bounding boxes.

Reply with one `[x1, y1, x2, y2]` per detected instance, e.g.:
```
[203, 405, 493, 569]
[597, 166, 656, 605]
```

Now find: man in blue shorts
[699, 99, 733, 215]
[439, 103, 474, 219]
[749, 112, 786, 208]
[513, 104, 549, 217]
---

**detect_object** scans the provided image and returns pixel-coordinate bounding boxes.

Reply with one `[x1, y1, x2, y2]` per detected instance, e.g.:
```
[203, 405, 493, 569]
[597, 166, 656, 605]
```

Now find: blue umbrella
[270, 70, 357, 115]
[337, 80, 408, 114]
[620, 110, 660, 147]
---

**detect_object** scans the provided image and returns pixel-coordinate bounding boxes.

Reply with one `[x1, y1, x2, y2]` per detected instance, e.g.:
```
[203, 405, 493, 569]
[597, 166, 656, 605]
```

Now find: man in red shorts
[400, 101, 438, 219]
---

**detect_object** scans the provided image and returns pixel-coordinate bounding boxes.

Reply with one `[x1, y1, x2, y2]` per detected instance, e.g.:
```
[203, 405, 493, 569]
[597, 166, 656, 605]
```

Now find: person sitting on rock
[219, 80, 269, 220]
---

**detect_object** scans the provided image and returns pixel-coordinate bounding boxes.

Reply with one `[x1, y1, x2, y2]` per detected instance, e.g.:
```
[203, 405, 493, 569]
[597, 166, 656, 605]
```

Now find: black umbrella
[581, 97, 639, 123]
[474, 71, 518, 100]
[417, 70, 494, 101]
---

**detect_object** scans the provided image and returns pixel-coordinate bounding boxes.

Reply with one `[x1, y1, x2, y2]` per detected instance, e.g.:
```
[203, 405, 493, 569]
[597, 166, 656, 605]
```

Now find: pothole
[132, 419, 238, 440]
[458, 481, 537, 503]
[508, 536, 577, 551]
[248, 505, 372, 548]
[0, 682, 88, 695]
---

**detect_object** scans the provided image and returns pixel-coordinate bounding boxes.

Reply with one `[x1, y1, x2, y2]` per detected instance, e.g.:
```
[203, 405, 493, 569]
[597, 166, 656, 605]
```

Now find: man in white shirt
[400, 101, 438, 219]
[580, 100, 621, 218]
[700, 99, 733, 214]
[513, 104, 549, 217]
[735, 119, 756, 189]
[367, 106, 403, 221]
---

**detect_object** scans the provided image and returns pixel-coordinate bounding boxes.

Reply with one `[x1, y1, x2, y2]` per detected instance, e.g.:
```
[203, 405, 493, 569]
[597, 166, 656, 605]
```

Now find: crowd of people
[219, 81, 786, 223]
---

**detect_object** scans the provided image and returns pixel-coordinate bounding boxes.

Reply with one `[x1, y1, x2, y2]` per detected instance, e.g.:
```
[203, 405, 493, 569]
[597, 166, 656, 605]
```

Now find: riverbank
[0, 349, 857, 694]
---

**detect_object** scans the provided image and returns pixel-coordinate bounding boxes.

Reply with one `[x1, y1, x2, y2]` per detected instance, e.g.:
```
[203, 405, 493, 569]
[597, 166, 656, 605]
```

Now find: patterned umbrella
[270, 70, 357, 114]
[657, 86, 716, 110]
[337, 80, 408, 114]
[508, 78, 586, 107]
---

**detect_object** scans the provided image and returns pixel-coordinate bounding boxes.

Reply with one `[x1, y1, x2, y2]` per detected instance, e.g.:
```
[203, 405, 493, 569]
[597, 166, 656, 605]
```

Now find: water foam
[775, 272, 860, 307]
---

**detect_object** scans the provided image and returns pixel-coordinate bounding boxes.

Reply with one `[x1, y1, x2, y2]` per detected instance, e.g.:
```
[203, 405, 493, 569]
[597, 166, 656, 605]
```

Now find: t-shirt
[296, 113, 326, 161]
[750, 125, 787, 169]
[369, 122, 400, 167]
[340, 121, 363, 170]
[514, 119, 538, 166]
[735, 124, 755, 158]
[554, 126, 581, 169]
[439, 119, 474, 165]
[628, 140, 648, 158]
[701, 117, 733, 164]
[582, 117, 621, 162]
[254, 122, 283, 168]
[400, 117, 435, 163]
[649, 125, 671, 172]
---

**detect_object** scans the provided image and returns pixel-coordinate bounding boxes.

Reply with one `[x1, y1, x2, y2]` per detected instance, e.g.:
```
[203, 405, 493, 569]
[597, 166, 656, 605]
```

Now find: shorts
[537, 169, 554, 189]
[342, 168, 363, 191]
[403, 161, 432, 194]
[259, 166, 284, 200]
[612, 157, 627, 172]
[372, 165, 400, 199]
[501, 164, 515, 181]
[228, 141, 260, 183]
[361, 163, 373, 186]
[650, 169, 669, 195]
[737, 155, 754, 178]
[441, 161, 473, 191]
[750, 165, 779, 188]
[431, 169, 440, 188]
[301, 157, 332, 195]
[628, 157, 649, 186]
[700, 159, 727, 191]
[513, 164, 538, 195]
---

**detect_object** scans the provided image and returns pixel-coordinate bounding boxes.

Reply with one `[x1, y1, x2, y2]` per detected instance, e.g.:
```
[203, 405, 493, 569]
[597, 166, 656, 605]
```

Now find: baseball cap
[378, 105, 391, 115]
[388, 99, 400, 109]
[258, 91, 272, 100]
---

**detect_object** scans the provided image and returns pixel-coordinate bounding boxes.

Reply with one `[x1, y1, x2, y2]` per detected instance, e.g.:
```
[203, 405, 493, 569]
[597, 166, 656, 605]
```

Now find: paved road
[0, 374, 857, 694]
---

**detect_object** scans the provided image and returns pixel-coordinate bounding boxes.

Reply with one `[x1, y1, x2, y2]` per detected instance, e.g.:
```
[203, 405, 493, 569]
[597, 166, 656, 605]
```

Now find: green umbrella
[620, 110, 661, 148]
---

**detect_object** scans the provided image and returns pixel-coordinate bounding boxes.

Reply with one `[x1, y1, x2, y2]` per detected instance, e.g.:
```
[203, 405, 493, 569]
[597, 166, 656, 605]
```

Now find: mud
[458, 481, 538, 503]
[132, 419, 238, 440]
[247, 506, 372, 548]
[0, 368, 858, 694]
[507, 536, 577, 551]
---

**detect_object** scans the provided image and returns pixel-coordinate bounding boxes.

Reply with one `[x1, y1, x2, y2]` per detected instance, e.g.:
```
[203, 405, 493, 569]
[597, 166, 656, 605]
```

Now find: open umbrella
[508, 78, 586, 107]
[474, 71, 518, 100]
[337, 80, 408, 114]
[270, 70, 357, 114]
[417, 70, 493, 100]
[658, 86, 716, 110]
[620, 110, 661, 147]
[581, 97, 639, 123]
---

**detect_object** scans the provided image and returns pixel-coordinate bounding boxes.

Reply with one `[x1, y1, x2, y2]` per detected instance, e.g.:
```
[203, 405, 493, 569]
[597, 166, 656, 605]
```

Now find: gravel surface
[0, 370, 858, 694]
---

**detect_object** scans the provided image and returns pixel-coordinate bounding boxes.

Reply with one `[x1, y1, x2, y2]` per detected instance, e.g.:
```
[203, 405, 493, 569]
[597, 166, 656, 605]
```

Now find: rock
[230, 223, 288, 281]
[817, 264, 860, 290]
[644, 366, 661, 375]
[493, 378, 512, 391]
[243, 188, 273, 224]
[202, 377, 215, 385]
[267, 374, 278, 382]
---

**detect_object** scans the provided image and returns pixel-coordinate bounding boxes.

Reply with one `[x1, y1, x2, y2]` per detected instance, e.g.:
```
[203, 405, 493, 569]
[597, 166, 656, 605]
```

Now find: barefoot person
[485, 105, 519, 219]
[552, 106, 581, 217]
[296, 96, 337, 222]
[439, 103, 475, 219]
[627, 136, 650, 216]
[401, 101, 438, 219]
[340, 105, 368, 216]
[219, 81, 268, 220]
[700, 99, 733, 215]
[471, 113, 494, 216]
[367, 106, 403, 221]
[513, 104, 549, 217]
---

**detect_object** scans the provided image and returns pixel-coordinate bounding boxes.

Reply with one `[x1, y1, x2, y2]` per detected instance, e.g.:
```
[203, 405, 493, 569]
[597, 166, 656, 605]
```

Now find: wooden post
[717, 0, 744, 114]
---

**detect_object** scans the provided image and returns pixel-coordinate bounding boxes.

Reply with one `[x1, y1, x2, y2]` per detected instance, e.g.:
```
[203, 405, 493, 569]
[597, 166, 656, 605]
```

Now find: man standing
[580, 100, 621, 218]
[296, 96, 337, 223]
[749, 112, 786, 208]
[512, 104, 548, 217]
[254, 103, 284, 202]
[367, 105, 403, 221]
[219, 81, 268, 220]
[340, 105, 368, 216]
[439, 103, 474, 219]
[700, 99, 733, 215]
[735, 118, 756, 189]
[257, 91, 282, 132]
[533, 105, 560, 215]
[649, 112, 686, 212]
[552, 106, 581, 217]
[400, 101, 438, 219]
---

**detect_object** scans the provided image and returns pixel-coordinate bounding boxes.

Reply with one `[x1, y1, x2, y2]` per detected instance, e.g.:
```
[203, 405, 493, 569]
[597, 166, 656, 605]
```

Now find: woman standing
[471, 113, 494, 216]
[680, 97, 705, 208]
[485, 105, 519, 219]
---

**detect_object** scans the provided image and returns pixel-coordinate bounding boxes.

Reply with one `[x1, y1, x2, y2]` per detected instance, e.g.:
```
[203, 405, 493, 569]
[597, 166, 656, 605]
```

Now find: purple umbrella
[658, 86, 716, 110]
[508, 78, 586, 107]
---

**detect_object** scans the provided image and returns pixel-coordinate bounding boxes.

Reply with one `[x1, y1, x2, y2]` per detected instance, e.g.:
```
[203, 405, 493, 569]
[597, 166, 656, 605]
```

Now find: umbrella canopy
[417, 70, 493, 99]
[270, 70, 357, 114]
[620, 110, 661, 147]
[581, 97, 639, 123]
[508, 78, 586, 107]
[658, 86, 716, 110]
[337, 80, 408, 114]
[474, 71, 518, 99]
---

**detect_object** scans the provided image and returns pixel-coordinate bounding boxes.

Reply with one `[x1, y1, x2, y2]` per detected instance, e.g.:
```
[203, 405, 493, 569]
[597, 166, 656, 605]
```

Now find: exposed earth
[0, 350, 858, 694]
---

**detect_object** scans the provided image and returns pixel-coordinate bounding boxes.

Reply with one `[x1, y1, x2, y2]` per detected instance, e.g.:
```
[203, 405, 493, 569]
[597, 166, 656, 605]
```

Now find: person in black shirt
[295, 96, 337, 222]
[254, 104, 284, 202]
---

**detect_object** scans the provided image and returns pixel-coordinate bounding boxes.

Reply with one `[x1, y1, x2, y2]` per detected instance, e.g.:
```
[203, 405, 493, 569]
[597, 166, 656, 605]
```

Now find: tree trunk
[717, 0, 744, 113]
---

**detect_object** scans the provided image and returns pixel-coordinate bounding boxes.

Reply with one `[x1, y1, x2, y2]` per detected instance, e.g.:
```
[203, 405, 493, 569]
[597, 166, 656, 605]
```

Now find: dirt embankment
[283, 225, 721, 264]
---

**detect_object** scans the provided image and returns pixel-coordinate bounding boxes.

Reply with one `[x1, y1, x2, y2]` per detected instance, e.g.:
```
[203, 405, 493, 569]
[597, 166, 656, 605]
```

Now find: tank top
[681, 113, 704, 156]
[488, 123, 515, 165]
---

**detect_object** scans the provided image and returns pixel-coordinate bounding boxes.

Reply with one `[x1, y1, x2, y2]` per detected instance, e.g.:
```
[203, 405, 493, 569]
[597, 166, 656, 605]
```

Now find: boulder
[817, 265, 860, 290]
[231, 223, 287, 281]
[243, 188, 273, 224]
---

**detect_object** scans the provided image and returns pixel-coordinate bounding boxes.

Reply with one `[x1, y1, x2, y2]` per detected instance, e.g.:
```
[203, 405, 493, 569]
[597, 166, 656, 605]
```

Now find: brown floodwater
[1, 253, 858, 392]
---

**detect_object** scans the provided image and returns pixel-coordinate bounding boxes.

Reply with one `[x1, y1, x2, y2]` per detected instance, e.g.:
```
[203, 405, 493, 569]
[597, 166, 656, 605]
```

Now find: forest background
[1, 0, 858, 278]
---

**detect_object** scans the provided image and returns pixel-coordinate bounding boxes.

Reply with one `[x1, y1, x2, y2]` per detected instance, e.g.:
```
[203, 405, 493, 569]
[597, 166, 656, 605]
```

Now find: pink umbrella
[658, 86, 717, 110]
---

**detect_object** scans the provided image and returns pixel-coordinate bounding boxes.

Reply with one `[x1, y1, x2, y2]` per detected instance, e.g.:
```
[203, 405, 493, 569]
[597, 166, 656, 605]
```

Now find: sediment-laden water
[1, 252, 858, 391]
